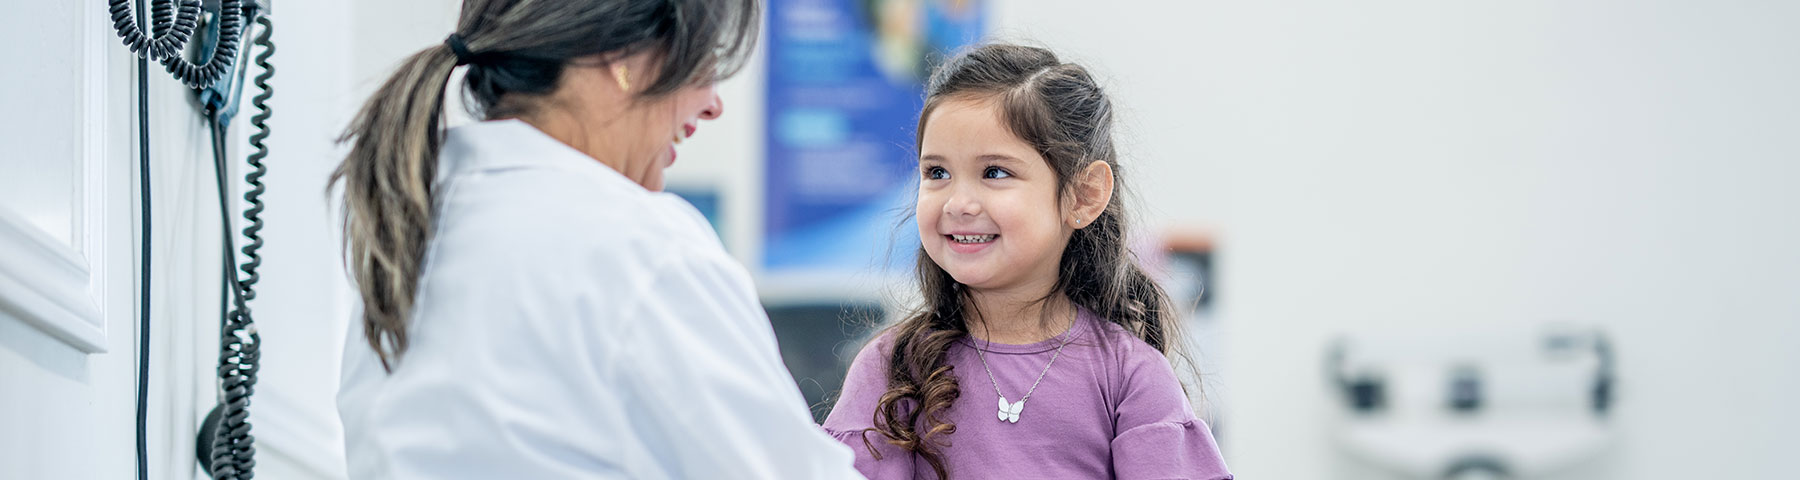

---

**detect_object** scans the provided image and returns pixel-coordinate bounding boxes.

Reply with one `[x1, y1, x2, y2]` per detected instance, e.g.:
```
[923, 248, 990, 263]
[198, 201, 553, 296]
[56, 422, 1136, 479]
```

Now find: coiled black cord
[198, 14, 271, 480]
[109, 0, 245, 89]
[209, 13, 271, 480]
[109, 0, 198, 59]
[237, 13, 271, 301]
[204, 120, 261, 480]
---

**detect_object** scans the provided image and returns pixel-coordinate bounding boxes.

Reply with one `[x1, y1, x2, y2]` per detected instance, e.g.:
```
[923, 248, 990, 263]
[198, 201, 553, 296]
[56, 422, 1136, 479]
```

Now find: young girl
[823, 44, 1233, 480]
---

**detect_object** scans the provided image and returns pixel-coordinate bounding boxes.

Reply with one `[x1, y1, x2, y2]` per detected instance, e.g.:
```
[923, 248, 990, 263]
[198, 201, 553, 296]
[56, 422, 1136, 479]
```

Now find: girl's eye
[984, 166, 1012, 179]
[924, 166, 949, 180]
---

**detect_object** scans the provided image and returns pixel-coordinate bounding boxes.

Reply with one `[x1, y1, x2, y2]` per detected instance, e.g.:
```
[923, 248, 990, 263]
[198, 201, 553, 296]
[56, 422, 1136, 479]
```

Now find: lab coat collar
[439, 118, 641, 191]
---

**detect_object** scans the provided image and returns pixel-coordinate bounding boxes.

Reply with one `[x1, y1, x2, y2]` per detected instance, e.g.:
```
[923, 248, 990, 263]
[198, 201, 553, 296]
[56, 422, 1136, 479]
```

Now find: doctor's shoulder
[522, 179, 730, 270]
[429, 162, 742, 310]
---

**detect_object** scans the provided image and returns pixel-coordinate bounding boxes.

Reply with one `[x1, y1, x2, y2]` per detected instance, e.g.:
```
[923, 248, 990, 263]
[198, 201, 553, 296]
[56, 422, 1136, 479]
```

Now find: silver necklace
[973, 317, 1074, 424]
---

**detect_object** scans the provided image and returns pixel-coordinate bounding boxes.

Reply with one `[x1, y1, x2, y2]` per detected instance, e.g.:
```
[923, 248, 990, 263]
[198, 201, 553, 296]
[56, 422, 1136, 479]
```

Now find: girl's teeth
[952, 234, 996, 244]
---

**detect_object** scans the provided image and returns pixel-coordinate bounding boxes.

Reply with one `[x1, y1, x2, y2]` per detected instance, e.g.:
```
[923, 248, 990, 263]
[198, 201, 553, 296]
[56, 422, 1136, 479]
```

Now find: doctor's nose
[699, 93, 723, 120]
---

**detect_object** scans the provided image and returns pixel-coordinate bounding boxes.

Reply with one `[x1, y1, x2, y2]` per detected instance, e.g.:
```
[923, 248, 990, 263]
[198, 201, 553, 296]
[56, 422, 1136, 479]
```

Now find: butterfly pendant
[997, 396, 1025, 423]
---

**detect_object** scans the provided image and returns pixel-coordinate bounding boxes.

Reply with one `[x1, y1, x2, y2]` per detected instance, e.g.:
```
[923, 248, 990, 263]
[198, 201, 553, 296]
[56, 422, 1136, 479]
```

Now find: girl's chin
[944, 269, 999, 289]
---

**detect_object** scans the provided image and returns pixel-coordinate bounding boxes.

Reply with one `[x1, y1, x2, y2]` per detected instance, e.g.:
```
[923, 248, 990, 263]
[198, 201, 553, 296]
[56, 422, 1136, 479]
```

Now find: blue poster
[764, 0, 987, 274]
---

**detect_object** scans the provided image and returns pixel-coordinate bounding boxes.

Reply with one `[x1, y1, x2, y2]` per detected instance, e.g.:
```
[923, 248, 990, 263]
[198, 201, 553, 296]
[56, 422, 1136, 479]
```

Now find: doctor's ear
[1067, 161, 1114, 229]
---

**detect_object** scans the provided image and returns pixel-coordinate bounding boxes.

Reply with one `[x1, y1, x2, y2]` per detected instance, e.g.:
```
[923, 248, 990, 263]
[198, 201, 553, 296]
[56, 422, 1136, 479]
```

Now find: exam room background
[2, 0, 1796, 479]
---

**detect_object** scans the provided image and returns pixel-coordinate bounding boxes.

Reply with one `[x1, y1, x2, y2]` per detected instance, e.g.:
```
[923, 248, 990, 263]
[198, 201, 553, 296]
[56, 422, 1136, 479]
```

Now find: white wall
[994, 0, 1800, 478]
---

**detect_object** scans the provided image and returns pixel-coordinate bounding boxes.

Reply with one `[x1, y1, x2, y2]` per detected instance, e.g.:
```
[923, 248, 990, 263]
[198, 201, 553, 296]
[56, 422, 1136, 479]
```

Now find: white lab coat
[337, 119, 863, 479]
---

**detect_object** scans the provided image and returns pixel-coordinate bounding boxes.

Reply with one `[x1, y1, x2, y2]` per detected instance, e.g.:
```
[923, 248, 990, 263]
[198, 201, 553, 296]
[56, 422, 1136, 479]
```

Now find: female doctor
[330, 1, 861, 478]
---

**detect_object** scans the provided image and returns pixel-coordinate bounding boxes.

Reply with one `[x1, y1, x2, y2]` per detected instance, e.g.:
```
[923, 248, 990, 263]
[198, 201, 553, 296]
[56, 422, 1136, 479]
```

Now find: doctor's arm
[611, 252, 865, 480]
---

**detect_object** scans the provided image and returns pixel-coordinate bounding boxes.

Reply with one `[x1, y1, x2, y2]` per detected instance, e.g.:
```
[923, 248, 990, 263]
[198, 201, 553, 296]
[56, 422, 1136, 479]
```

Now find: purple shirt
[824, 309, 1233, 480]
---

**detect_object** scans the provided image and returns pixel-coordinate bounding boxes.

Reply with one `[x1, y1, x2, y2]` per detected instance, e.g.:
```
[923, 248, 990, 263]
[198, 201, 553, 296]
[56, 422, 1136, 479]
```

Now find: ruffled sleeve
[821, 332, 916, 480]
[1109, 338, 1233, 480]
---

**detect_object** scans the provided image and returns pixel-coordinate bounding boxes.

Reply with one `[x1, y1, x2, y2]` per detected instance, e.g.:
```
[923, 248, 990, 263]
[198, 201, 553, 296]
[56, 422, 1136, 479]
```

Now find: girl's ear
[1068, 161, 1115, 229]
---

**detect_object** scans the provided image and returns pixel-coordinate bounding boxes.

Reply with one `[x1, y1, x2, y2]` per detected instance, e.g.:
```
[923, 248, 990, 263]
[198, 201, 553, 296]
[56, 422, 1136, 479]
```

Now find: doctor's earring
[612, 65, 631, 92]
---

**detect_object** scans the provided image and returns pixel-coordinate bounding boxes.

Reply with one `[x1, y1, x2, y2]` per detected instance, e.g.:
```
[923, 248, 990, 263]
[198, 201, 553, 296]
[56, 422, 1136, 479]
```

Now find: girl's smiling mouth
[945, 233, 998, 253]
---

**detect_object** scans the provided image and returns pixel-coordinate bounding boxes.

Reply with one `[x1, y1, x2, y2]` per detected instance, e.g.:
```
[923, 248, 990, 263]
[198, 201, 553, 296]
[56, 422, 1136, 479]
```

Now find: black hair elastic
[445, 33, 481, 66]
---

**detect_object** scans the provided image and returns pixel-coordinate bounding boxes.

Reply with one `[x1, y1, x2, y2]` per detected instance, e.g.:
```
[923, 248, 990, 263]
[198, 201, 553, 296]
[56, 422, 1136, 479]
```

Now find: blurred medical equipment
[766, 301, 885, 422]
[1327, 325, 1615, 479]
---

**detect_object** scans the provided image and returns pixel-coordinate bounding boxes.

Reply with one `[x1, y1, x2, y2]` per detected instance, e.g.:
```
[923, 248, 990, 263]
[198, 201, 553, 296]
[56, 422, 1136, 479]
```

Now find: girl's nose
[943, 186, 982, 218]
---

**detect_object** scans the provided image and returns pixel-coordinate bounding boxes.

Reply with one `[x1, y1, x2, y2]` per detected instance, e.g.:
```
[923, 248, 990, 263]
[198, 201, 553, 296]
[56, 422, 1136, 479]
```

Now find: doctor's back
[328, 1, 860, 478]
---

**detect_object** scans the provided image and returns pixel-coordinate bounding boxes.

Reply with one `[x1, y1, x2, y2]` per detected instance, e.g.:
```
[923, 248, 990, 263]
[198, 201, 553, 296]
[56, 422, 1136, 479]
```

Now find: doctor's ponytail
[333, 44, 457, 371]
[332, 0, 759, 370]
